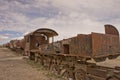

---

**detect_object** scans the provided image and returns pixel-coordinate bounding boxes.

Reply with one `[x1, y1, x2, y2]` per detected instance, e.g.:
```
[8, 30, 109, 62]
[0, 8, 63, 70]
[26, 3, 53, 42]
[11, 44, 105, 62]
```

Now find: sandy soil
[88, 56, 120, 68]
[0, 48, 64, 80]
[96, 57, 120, 67]
[0, 48, 120, 80]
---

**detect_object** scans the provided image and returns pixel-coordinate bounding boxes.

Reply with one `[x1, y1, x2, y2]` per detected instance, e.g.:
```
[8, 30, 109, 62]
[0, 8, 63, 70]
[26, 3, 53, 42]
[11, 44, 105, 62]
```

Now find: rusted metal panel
[25, 28, 58, 37]
[24, 35, 30, 55]
[30, 35, 47, 50]
[61, 38, 71, 54]
[61, 37, 79, 55]
[77, 34, 92, 57]
[19, 39, 25, 50]
[105, 24, 119, 36]
[24, 34, 45, 55]
[70, 37, 79, 54]
[53, 41, 62, 53]
[8, 40, 22, 52]
[92, 32, 119, 58]
[13, 40, 21, 48]
[24, 28, 58, 56]
[87, 67, 107, 78]
[59, 34, 92, 58]
[87, 65, 120, 79]
[35, 28, 58, 37]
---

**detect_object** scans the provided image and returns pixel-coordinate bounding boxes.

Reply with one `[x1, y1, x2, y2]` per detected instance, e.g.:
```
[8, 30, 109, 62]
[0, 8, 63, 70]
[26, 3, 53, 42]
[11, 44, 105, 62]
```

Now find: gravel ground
[0, 48, 64, 80]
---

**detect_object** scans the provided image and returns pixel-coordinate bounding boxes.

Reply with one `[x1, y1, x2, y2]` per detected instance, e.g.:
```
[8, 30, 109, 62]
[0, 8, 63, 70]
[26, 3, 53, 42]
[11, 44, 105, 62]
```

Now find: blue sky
[0, 0, 120, 44]
[0, 30, 22, 44]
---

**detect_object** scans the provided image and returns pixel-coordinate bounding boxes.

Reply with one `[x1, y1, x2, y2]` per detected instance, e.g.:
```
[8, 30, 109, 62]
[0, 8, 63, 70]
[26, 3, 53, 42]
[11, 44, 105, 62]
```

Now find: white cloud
[0, 35, 9, 40]
[12, 36, 23, 40]
[0, 0, 120, 43]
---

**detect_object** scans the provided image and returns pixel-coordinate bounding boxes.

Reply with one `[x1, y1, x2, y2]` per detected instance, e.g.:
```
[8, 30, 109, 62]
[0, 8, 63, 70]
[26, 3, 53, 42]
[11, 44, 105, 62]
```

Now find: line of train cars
[4, 24, 120, 80]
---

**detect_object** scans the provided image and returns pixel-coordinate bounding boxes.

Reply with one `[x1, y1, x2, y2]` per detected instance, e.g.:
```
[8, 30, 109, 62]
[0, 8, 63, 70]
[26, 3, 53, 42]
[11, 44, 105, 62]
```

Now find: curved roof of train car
[25, 28, 58, 37]
[105, 24, 119, 36]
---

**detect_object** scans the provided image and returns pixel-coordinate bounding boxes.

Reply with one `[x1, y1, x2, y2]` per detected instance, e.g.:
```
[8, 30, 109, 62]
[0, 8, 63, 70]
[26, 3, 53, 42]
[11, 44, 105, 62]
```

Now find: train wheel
[62, 69, 69, 80]
[61, 68, 75, 80]
[50, 59, 58, 74]
[52, 64, 59, 75]
[75, 69, 86, 80]
[94, 57, 106, 62]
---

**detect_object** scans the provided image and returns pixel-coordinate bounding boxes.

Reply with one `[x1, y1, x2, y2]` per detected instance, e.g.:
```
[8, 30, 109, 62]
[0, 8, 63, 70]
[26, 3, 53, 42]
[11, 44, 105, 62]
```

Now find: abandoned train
[4, 24, 120, 80]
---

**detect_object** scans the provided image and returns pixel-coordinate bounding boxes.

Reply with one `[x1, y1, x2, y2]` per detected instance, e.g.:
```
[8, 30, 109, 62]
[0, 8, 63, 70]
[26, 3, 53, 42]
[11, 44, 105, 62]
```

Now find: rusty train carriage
[32, 24, 120, 80]
[19, 39, 25, 50]
[4, 39, 23, 54]
[24, 28, 58, 59]
[9, 40, 21, 51]
[5, 24, 120, 80]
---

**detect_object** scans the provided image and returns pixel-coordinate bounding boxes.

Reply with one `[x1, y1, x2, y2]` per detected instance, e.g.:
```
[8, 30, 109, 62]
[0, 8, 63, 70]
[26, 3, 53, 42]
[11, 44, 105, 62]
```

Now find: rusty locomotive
[4, 24, 120, 80]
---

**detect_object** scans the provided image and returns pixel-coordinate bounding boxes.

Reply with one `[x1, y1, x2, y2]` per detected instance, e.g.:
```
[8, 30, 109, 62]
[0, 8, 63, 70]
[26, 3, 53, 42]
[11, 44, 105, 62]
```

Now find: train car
[8, 39, 22, 53]
[18, 39, 25, 55]
[24, 28, 58, 59]
[9, 40, 15, 50]
[3, 43, 10, 48]
[33, 24, 120, 80]
[20, 39, 25, 50]
[36, 24, 120, 62]
[5, 24, 120, 80]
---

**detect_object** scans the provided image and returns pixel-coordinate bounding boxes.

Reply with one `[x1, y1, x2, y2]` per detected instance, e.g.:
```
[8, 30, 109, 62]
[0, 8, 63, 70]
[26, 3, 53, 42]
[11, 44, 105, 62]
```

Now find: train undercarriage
[29, 50, 120, 80]
[5, 25, 120, 80]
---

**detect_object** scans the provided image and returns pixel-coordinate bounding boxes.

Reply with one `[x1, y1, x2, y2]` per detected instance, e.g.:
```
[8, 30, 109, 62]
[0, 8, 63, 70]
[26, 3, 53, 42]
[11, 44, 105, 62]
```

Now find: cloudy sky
[0, 0, 120, 44]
